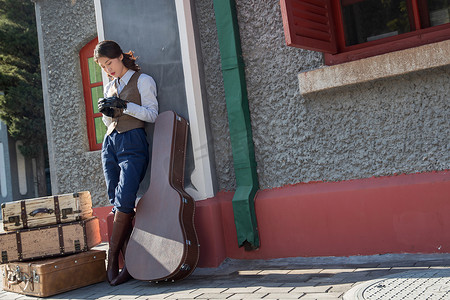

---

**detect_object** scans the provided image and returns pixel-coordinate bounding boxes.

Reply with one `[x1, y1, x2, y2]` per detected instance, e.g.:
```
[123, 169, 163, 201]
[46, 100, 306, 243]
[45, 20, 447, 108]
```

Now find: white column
[0, 142, 7, 198]
[15, 141, 27, 196]
[93, 0, 110, 85]
[175, 0, 215, 200]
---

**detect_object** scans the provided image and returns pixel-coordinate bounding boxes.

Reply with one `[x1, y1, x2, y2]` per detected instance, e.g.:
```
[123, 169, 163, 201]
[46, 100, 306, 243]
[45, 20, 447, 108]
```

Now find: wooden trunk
[1, 250, 106, 297]
[0, 217, 101, 264]
[1, 191, 93, 231]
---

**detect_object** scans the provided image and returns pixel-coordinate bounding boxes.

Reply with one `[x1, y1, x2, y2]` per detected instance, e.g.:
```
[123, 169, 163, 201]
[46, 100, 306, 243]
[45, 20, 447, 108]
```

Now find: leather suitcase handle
[29, 208, 54, 217]
[6, 267, 22, 285]
[6, 266, 34, 291]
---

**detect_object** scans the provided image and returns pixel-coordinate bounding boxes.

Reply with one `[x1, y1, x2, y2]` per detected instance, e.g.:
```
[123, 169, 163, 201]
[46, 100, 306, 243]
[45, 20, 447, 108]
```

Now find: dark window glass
[426, 0, 450, 26]
[341, 0, 412, 46]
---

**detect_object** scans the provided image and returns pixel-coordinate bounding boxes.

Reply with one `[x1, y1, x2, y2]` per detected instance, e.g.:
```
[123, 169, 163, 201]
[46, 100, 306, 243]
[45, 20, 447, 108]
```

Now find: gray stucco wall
[194, 1, 234, 191]
[195, 1, 449, 191]
[35, 0, 107, 207]
[35, 0, 449, 200]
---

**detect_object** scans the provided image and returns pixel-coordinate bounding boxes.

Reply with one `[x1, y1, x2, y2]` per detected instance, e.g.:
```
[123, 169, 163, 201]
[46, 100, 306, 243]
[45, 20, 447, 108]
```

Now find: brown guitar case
[126, 111, 199, 282]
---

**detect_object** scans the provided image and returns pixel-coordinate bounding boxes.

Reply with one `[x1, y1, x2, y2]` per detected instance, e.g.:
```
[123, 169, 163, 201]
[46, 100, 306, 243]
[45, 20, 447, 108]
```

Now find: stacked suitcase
[0, 191, 106, 297]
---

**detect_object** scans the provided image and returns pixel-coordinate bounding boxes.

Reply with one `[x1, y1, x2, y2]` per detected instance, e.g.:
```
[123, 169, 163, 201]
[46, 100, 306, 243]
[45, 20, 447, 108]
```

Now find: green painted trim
[213, 0, 260, 249]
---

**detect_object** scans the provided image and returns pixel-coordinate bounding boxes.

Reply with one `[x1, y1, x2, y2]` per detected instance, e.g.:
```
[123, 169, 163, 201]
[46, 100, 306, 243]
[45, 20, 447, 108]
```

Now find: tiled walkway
[2, 244, 450, 299]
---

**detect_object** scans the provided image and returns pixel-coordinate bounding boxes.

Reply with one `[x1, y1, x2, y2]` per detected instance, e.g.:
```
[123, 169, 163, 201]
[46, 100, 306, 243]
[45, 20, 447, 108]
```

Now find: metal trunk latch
[8, 216, 20, 226]
[2, 251, 8, 263]
[74, 240, 81, 251]
[61, 208, 73, 219]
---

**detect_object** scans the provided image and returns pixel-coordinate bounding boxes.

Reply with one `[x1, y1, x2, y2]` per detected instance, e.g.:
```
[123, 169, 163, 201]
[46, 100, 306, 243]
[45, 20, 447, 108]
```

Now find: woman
[94, 40, 158, 286]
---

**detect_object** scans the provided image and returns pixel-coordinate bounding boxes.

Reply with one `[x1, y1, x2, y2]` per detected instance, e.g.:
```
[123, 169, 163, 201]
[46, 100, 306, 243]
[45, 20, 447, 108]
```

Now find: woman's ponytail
[122, 51, 140, 72]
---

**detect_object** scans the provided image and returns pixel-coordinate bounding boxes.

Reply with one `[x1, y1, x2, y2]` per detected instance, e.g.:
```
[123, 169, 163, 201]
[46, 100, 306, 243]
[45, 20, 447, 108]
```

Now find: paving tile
[227, 293, 269, 299]
[238, 270, 263, 275]
[287, 274, 314, 282]
[69, 291, 111, 299]
[138, 293, 174, 299]
[280, 282, 315, 288]
[0, 295, 18, 300]
[248, 281, 285, 287]
[70, 292, 113, 299]
[353, 267, 390, 272]
[185, 282, 225, 289]
[188, 288, 227, 293]
[218, 282, 282, 289]
[377, 261, 417, 268]
[319, 268, 356, 274]
[299, 292, 343, 299]
[194, 293, 235, 299]
[328, 283, 354, 293]
[263, 292, 304, 299]
[133, 287, 173, 296]
[162, 297, 196, 300]
[291, 285, 331, 293]
[224, 287, 261, 293]
[261, 274, 303, 283]
[333, 271, 371, 281]
[165, 287, 199, 294]
[257, 287, 295, 293]
[365, 270, 395, 277]
[307, 276, 345, 284]
[414, 260, 448, 267]
[258, 269, 291, 275]
[288, 269, 324, 275]
[388, 267, 429, 273]
[165, 291, 203, 299]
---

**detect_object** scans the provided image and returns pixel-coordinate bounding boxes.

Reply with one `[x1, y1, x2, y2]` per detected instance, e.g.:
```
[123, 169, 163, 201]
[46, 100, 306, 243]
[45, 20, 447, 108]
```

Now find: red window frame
[80, 37, 105, 151]
[280, 0, 450, 65]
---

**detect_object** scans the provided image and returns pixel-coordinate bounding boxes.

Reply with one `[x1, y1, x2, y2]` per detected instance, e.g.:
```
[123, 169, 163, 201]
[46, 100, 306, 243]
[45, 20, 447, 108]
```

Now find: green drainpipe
[213, 0, 260, 250]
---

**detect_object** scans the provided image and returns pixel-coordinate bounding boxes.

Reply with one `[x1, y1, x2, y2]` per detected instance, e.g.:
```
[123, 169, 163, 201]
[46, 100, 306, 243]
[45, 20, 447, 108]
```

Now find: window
[280, 0, 450, 65]
[80, 37, 106, 151]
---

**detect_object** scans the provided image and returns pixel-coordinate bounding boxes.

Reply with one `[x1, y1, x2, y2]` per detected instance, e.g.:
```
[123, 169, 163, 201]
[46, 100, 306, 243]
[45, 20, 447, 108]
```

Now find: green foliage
[0, 0, 46, 158]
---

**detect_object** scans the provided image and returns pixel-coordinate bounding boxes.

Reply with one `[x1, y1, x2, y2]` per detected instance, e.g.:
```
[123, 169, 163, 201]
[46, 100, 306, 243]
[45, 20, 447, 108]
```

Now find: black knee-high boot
[107, 211, 134, 284]
[110, 223, 133, 286]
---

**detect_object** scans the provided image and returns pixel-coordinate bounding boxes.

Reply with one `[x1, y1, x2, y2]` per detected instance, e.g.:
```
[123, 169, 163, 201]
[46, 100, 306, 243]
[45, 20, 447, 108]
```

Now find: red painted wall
[94, 170, 450, 268]
[92, 205, 112, 243]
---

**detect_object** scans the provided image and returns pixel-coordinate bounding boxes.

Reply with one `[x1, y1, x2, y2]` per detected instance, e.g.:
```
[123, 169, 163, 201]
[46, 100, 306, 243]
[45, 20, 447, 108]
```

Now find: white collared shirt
[102, 69, 158, 127]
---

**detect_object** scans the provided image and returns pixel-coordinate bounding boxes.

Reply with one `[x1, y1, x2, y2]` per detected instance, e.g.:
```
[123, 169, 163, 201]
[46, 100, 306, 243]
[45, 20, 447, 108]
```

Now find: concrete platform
[2, 243, 450, 299]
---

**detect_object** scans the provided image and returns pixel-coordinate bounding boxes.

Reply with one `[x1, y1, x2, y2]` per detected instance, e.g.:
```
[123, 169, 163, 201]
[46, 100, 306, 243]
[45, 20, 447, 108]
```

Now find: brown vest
[107, 71, 145, 133]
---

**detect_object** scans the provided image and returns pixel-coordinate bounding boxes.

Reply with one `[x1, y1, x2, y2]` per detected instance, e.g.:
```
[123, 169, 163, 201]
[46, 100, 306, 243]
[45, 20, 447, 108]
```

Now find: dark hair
[94, 40, 140, 72]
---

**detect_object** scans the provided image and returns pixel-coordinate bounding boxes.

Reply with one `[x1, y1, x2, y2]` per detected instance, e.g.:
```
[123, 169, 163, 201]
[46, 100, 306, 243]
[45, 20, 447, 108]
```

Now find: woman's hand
[98, 97, 128, 118]
[99, 96, 128, 110]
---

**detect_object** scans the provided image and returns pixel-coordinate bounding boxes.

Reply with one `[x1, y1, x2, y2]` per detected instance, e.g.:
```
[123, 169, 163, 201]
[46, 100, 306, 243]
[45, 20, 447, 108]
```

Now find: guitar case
[126, 111, 199, 282]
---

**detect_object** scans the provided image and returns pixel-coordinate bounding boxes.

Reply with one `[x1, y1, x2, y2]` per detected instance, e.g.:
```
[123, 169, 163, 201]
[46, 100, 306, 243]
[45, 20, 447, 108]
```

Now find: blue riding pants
[101, 128, 149, 213]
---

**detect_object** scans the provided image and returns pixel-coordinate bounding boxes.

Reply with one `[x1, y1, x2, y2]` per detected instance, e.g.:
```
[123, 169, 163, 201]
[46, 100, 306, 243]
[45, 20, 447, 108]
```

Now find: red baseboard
[93, 170, 450, 268]
[92, 205, 112, 243]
